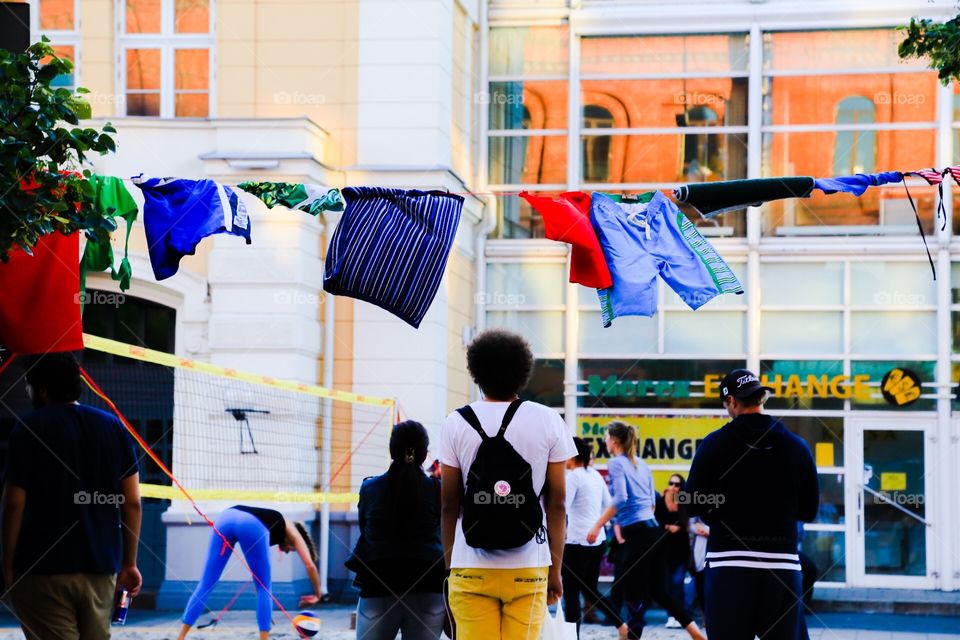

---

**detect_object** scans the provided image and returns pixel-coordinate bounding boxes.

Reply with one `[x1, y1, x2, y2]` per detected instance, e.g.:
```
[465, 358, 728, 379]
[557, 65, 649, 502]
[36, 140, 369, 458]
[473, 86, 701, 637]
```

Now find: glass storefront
[485, 257, 943, 587]
[484, 12, 957, 591]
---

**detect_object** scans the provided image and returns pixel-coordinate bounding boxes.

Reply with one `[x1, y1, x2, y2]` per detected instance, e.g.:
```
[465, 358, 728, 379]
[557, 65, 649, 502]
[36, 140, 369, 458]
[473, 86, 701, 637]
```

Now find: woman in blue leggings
[177, 505, 322, 640]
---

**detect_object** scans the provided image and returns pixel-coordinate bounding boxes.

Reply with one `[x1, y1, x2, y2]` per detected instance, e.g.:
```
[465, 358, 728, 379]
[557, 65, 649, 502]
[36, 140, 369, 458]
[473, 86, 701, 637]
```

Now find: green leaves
[898, 16, 960, 86]
[0, 40, 119, 261]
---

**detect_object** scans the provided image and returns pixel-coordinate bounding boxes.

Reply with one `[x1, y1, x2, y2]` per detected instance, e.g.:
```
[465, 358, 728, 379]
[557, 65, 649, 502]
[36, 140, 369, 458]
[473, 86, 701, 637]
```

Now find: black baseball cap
[720, 369, 774, 400]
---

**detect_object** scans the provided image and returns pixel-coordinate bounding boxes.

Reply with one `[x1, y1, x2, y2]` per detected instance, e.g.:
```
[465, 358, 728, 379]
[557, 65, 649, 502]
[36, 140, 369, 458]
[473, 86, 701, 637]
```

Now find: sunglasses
[668, 481, 682, 486]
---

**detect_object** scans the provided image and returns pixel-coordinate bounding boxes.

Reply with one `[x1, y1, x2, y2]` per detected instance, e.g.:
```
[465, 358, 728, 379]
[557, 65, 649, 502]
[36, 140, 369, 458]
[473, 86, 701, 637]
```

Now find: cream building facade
[23, 0, 488, 606]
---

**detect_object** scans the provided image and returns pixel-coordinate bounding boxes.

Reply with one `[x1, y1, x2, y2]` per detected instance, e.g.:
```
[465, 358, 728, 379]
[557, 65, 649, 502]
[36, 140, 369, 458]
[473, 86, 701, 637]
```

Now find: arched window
[582, 104, 615, 183]
[834, 96, 876, 175]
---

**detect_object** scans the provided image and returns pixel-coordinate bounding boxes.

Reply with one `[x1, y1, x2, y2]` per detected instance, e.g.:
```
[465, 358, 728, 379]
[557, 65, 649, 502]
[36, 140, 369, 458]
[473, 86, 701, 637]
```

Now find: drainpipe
[472, 0, 497, 400]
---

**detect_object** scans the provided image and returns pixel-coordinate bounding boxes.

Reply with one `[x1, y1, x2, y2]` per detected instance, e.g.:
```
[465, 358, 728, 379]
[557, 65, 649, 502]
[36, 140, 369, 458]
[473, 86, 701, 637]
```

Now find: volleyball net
[0, 335, 396, 506]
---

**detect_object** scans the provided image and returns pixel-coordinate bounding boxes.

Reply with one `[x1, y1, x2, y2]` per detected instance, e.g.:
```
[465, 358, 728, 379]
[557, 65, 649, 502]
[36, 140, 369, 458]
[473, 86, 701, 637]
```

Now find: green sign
[587, 375, 691, 399]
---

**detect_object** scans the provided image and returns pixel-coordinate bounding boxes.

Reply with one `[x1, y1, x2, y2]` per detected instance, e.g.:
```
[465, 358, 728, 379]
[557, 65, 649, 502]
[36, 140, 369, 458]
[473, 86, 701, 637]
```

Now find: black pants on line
[705, 565, 803, 640]
[562, 543, 621, 637]
[617, 523, 695, 639]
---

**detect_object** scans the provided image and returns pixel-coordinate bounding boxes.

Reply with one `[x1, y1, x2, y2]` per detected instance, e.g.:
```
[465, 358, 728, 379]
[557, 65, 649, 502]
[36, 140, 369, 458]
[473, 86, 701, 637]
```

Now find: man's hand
[547, 567, 563, 605]
[694, 523, 709, 537]
[117, 565, 142, 598]
[665, 524, 680, 534]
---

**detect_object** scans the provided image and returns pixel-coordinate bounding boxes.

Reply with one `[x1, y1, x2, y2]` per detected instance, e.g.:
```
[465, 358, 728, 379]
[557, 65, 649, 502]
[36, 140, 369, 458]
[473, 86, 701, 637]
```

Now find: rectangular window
[39, 0, 75, 30]
[120, 0, 214, 118]
[490, 26, 568, 76]
[802, 530, 846, 583]
[761, 29, 938, 237]
[32, 0, 80, 90]
[579, 133, 748, 184]
[581, 33, 749, 75]
[485, 261, 566, 356]
[578, 34, 750, 238]
[126, 48, 162, 116]
[488, 26, 569, 239]
[488, 135, 568, 185]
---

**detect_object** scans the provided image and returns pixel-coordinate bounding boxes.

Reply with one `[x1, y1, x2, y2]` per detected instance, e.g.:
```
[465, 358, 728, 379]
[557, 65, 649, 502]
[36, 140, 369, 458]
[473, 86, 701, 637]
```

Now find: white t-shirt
[438, 400, 577, 569]
[565, 466, 611, 546]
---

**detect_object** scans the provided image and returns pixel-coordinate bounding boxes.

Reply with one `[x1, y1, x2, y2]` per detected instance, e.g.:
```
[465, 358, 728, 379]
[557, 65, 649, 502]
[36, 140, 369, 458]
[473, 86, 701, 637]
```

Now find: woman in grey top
[586, 422, 705, 640]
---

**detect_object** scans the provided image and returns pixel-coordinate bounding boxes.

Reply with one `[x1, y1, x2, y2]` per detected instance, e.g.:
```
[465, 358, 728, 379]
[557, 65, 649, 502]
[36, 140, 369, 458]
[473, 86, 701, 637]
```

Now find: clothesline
[79, 167, 960, 311]
[10, 166, 957, 355]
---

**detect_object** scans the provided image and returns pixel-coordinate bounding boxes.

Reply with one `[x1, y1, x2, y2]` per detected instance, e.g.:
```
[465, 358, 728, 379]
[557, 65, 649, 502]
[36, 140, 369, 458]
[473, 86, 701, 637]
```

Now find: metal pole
[319, 215, 337, 596]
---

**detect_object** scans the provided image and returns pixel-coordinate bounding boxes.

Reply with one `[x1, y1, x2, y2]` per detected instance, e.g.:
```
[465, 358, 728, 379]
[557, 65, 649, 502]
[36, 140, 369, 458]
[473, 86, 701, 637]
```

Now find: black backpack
[457, 399, 546, 550]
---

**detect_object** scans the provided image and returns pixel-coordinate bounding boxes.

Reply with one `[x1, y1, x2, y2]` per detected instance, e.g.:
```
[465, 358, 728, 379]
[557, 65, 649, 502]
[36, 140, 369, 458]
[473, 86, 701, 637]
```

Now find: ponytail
[607, 421, 638, 467]
[386, 421, 430, 529]
[294, 521, 318, 565]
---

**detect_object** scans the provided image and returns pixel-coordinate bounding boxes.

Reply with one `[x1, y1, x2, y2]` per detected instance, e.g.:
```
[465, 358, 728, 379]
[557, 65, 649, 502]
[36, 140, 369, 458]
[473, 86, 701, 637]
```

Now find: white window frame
[116, 0, 216, 118]
[30, 0, 82, 91]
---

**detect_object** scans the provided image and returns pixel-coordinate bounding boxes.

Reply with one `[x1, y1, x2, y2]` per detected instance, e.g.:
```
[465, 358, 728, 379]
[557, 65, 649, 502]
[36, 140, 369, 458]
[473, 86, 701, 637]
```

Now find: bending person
[586, 423, 705, 640]
[177, 506, 321, 640]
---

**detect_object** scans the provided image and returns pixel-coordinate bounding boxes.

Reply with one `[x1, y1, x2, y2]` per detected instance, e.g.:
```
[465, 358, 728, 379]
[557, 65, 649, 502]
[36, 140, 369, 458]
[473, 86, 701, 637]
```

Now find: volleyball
[292, 610, 320, 637]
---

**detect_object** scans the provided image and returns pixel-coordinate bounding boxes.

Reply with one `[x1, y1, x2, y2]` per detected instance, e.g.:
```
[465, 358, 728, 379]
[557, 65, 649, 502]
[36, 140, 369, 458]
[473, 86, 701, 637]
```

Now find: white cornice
[489, 0, 956, 30]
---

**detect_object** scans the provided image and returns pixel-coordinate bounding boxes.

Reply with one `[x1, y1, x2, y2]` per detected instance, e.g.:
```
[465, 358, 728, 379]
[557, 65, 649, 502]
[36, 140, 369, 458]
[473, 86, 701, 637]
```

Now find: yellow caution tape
[83, 334, 394, 408]
[139, 483, 359, 504]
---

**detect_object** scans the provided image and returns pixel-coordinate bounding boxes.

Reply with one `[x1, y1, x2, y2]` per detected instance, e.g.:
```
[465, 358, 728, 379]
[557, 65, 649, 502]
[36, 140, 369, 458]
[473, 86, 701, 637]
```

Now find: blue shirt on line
[607, 454, 656, 527]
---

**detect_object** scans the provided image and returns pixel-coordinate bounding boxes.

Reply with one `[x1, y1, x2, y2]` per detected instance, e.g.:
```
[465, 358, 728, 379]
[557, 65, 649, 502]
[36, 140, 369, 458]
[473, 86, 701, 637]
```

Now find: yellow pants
[448, 567, 549, 640]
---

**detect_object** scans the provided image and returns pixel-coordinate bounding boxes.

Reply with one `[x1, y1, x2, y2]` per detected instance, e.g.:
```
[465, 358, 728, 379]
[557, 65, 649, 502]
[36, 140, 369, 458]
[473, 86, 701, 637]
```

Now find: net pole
[319, 257, 336, 595]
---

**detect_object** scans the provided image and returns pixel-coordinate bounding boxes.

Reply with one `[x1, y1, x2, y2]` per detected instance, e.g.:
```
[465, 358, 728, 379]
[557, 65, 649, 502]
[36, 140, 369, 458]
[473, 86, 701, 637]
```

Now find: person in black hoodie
[346, 421, 446, 640]
[685, 369, 819, 640]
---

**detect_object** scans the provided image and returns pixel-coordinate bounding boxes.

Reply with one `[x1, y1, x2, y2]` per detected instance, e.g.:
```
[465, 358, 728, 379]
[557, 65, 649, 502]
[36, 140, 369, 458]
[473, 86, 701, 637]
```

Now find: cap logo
[736, 374, 758, 386]
[722, 386, 728, 396]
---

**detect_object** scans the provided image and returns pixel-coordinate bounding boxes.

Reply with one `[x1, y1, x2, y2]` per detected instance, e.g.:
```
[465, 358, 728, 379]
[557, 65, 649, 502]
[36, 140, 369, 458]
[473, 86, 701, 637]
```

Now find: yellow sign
[815, 442, 835, 468]
[881, 369, 922, 406]
[579, 416, 726, 466]
[880, 472, 907, 491]
[703, 373, 872, 400]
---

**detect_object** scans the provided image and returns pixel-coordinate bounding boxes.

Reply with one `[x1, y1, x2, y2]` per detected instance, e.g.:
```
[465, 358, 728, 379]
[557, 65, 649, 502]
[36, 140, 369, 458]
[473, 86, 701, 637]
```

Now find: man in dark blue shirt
[685, 369, 819, 640]
[1, 353, 142, 640]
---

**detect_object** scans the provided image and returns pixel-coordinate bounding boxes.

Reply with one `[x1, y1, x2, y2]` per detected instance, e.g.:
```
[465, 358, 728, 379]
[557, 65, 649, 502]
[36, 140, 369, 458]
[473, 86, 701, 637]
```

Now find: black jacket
[685, 413, 819, 554]
[345, 468, 445, 596]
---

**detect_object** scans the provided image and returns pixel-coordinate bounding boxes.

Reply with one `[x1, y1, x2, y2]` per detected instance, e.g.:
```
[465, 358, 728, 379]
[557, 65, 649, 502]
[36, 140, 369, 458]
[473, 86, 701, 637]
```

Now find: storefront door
[849, 419, 933, 588]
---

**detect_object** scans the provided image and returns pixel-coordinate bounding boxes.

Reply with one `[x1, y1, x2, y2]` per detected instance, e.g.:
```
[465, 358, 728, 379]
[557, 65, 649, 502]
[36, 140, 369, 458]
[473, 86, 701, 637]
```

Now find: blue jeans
[356, 592, 446, 640]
